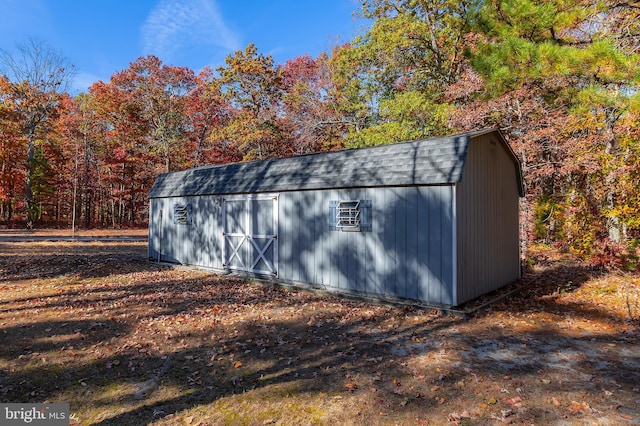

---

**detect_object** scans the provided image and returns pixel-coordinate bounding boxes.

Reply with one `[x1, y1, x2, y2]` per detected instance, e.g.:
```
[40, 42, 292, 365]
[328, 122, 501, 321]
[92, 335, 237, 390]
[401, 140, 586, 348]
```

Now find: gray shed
[148, 128, 524, 306]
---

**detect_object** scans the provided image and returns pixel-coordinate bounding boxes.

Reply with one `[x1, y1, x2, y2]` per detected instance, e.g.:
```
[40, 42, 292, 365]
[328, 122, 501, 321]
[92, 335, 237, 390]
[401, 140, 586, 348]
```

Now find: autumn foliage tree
[462, 0, 640, 260]
[216, 43, 287, 160]
[0, 2, 639, 267]
[280, 53, 348, 153]
[0, 39, 75, 223]
[337, 0, 470, 146]
[186, 68, 238, 166]
[0, 75, 22, 220]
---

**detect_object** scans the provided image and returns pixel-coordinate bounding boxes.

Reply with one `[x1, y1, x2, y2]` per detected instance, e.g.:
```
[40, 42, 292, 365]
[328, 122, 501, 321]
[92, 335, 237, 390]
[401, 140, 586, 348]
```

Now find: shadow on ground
[0, 242, 638, 424]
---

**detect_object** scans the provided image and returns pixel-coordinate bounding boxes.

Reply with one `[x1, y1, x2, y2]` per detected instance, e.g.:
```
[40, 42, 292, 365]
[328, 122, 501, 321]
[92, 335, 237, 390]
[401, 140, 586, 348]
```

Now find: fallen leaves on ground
[0, 241, 638, 425]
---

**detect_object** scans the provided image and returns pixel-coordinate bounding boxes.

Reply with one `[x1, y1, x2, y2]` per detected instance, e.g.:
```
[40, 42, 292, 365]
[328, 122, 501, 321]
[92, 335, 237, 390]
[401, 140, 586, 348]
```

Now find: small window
[329, 200, 371, 232]
[337, 200, 361, 230]
[173, 203, 192, 225]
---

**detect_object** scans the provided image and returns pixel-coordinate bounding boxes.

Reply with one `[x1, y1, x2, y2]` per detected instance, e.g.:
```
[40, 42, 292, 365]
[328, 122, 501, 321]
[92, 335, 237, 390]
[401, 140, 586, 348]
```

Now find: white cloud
[72, 71, 105, 94]
[141, 0, 241, 63]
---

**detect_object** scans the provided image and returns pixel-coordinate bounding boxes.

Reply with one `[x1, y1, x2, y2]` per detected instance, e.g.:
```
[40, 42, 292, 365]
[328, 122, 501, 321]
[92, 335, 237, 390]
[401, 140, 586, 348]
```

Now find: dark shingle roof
[149, 129, 517, 198]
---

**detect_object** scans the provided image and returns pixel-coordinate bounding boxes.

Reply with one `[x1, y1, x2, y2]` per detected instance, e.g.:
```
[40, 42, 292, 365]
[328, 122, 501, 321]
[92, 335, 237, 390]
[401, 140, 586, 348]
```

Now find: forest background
[1, 0, 639, 268]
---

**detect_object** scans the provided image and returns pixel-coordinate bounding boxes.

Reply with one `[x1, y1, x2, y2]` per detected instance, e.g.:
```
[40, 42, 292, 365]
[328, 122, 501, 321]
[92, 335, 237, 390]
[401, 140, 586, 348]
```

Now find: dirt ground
[0, 228, 148, 238]
[0, 240, 638, 425]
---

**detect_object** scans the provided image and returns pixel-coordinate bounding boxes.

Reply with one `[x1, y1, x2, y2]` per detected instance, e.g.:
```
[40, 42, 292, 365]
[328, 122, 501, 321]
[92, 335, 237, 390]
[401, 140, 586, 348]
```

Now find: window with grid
[329, 200, 371, 232]
[173, 203, 192, 225]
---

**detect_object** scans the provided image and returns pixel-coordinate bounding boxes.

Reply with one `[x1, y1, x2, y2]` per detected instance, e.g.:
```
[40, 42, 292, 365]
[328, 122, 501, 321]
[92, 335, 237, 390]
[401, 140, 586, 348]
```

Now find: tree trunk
[110, 194, 116, 229]
[604, 113, 621, 243]
[25, 132, 36, 224]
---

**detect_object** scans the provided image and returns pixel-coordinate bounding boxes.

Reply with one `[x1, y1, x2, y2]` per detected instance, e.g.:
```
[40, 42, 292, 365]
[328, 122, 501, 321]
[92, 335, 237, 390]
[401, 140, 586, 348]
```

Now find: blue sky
[1, 0, 365, 93]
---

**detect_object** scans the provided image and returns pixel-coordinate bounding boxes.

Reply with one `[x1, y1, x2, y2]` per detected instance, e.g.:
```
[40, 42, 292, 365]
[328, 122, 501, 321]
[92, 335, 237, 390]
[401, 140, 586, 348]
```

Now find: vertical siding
[383, 188, 398, 297]
[148, 199, 161, 261]
[395, 187, 408, 299]
[367, 188, 383, 296]
[426, 187, 442, 303]
[313, 192, 325, 286]
[299, 192, 316, 284]
[456, 134, 521, 304]
[172, 196, 190, 265]
[148, 195, 223, 268]
[178, 197, 189, 263]
[150, 184, 458, 306]
[291, 192, 302, 282]
[416, 187, 431, 301]
[348, 189, 365, 294]
[335, 190, 348, 291]
[279, 193, 293, 280]
[441, 185, 455, 305]
[188, 196, 222, 268]
[160, 197, 179, 263]
[208, 196, 224, 268]
[275, 186, 455, 305]
[406, 189, 419, 300]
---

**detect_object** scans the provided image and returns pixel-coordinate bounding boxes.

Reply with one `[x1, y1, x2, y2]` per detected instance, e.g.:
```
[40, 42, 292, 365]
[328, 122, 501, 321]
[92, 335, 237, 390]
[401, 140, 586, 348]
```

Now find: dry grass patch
[0, 241, 638, 425]
[0, 228, 148, 238]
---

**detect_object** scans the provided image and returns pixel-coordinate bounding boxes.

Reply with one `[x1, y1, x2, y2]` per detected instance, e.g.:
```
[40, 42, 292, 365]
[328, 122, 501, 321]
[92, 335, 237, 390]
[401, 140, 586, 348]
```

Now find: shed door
[222, 195, 278, 276]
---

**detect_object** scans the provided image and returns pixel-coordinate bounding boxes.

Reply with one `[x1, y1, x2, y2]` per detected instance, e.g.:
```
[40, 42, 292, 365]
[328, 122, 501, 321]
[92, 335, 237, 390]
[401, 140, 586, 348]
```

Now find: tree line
[1, 0, 639, 265]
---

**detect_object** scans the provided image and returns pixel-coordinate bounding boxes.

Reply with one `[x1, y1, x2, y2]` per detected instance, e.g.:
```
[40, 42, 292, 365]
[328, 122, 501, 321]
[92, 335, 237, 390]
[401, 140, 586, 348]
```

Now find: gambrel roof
[149, 128, 523, 198]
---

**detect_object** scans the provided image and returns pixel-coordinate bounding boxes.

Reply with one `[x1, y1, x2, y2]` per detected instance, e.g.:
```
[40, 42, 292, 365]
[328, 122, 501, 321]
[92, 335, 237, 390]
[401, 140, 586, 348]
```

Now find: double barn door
[222, 195, 278, 276]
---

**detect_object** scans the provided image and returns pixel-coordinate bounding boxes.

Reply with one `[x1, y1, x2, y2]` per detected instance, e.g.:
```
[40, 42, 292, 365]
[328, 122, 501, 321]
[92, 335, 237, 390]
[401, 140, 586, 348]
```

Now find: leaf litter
[0, 241, 638, 425]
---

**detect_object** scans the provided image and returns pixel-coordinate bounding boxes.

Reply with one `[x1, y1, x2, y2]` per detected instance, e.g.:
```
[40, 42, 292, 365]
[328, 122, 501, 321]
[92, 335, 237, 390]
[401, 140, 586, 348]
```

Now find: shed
[148, 128, 524, 306]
